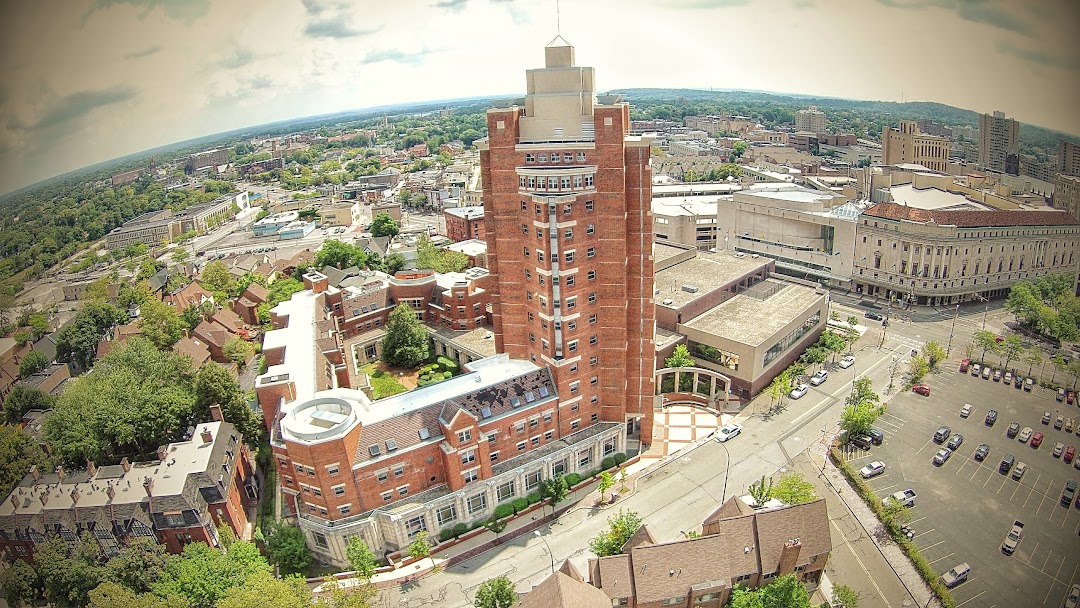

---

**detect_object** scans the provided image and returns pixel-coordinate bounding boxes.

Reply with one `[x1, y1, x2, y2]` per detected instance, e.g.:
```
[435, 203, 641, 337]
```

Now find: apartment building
[852, 202, 1080, 306]
[443, 205, 486, 242]
[319, 202, 362, 228]
[652, 195, 723, 250]
[1059, 140, 1080, 178]
[105, 210, 181, 250]
[0, 420, 256, 562]
[882, 121, 950, 173]
[188, 148, 230, 171]
[794, 105, 826, 134]
[978, 111, 1019, 174]
[477, 39, 657, 442]
[256, 273, 624, 565]
[1053, 174, 1080, 225]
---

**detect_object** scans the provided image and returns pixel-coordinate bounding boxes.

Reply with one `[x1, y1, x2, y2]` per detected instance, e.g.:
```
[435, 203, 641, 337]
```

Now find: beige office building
[794, 106, 826, 134]
[979, 111, 1019, 174]
[882, 121, 950, 172]
[852, 202, 1080, 307]
[1054, 174, 1080, 222]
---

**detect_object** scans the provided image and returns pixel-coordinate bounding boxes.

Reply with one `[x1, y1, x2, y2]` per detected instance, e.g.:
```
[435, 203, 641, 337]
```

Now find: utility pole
[972, 292, 990, 330]
[946, 302, 961, 356]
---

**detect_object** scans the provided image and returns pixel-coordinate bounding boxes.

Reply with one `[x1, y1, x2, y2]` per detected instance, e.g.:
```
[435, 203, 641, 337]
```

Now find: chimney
[120, 457, 131, 472]
[86, 459, 97, 477]
[201, 428, 214, 444]
[778, 538, 803, 576]
[55, 465, 65, 482]
[29, 465, 40, 481]
[209, 403, 223, 422]
[70, 487, 80, 504]
[156, 446, 168, 461]
[142, 476, 153, 497]
[106, 483, 115, 501]
[9, 495, 17, 509]
[39, 492, 48, 506]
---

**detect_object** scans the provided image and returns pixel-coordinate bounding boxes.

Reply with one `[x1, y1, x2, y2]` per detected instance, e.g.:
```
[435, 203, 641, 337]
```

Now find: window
[405, 516, 427, 538]
[590, 395, 598, 404]
[327, 464, 340, 476]
[591, 412, 599, 421]
[568, 340, 578, 352]
[662, 598, 683, 606]
[313, 532, 329, 549]
[516, 421, 526, 432]
[590, 375, 598, 385]
[585, 200, 594, 211]
[564, 228, 573, 239]
[590, 356, 598, 366]
[561, 176, 571, 189]
[436, 504, 457, 526]
[547, 177, 558, 189]
[536, 227, 543, 239]
[467, 493, 487, 514]
[538, 251, 545, 262]
[573, 175, 583, 188]
[570, 381, 580, 393]
[398, 485, 409, 496]
[566, 297, 576, 310]
[461, 449, 476, 465]
[522, 224, 528, 235]
[393, 465, 405, 477]
[301, 484, 310, 494]
[530, 417, 539, 428]
[339, 504, 352, 515]
[377, 471, 388, 482]
[332, 484, 345, 496]
[525, 153, 535, 163]
[588, 292, 596, 303]
[604, 438, 616, 455]
[566, 275, 575, 286]
[564, 153, 574, 162]
[589, 314, 597, 324]
[538, 153, 547, 162]
[523, 247, 530, 257]
[531, 436, 540, 447]
[565, 251, 574, 263]
[490, 451, 499, 463]
[519, 176, 527, 188]
[463, 469, 478, 483]
[695, 593, 720, 603]
[382, 491, 393, 502]
[544, 430, 553, 440]
[577, 152, 586, 162]
[568, 320, 577, 330]
[544, 411, 553, 422]
[585, 175, 594, 187]
[587, 247, 596, 258]
[457, 429, 472, 443]
[294, 463, 304, 474]
[497, 481, 515, 501]
[284, 476, 294, 486]
[526, 470, 542, 490]
[588, 269, 596, 280]
[517, 441, 527, 451]
[586, 224, 594, 235]
[164, 512, 185, 527]
[487, 433, 497, 444]
[589, 334, 598, 344]
[571, 420, 580, 431]
[312, 487, 323, 497]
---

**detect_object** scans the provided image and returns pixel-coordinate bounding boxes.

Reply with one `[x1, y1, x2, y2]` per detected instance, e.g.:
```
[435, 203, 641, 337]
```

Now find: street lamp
[533, 530, 555, 574]
[971, 292, 990, 330]
[946, 302, 961, 356]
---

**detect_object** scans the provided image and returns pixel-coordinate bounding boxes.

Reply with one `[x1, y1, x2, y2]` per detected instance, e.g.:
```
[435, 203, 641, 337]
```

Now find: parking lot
[848, 364, 1080, 607]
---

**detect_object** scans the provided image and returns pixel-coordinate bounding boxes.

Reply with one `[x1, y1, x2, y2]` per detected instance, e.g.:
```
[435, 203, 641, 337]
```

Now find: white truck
[1001, 520, 1024, 554]
[888, 488, 917, 508]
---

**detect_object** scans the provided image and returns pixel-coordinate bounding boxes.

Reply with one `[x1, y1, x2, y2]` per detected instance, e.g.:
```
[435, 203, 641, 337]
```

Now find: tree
[664, 344, 695, 368]
[831, 584, 860, 608]
[415, 234, 469, 273]
[314, 577, 377, 608]
[138, 259, 165, 282]
[137, 297, 184, 350]
[771, 471, 817, 505]
[846, 378, 878, 408]
[381, 304, 430, 367]
[907, 353, 929, 384]
[973, 330, 998, 363]
[171, 247, 189, 264]
[89, 582, 185, 608]
[267, 523, 312, 576]
[764, 373, 787, 408]
[588, 509, 642, 557]
[922, 340, 946, 372]
[28, 312, 49, 341]
[384, 253, 408, 274]
[199, 261, 235, 298]
[597, 471, 615, 502]
[1024, 347, 1044, 378]
[370, 212, 400, 238]
[0, 558, 40, 607]
[1069, 360, 1080, 390]
[56, 302, 127, 369]
[799, 345, 828, 370]
[36, 533, 106, 608]
[731, 140, 748, 159]
[216, 572, 310, 608]
[474, 575, 517, 608]
[407, 531, 432, 559]
[153, 541, 271, 608]
[484, 516, 507, 542]
[0, 424, 52, 500]
[18, 349, 48, 378]
[882, 497, 913, 526]
[315, 240, 367, 270]
[539, 474, 568, 515]
[194, 363, 263, 446]
[1052, 353, 1068, 383]
[346, 536, 378, 581]
[104, 537, 175, 594]
[223, 336, 255, 368]
[840, 403, 879, 438]
[1000, 335, 1023, 370]
[846, 314, 859, 329]
[729, 574, 810, 608]
[819, 330, 847, 364]
[748, 475, 774, 506]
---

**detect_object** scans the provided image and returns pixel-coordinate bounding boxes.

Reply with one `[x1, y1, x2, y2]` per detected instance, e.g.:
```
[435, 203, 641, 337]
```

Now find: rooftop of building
[655, 250, 771, 310]
[443, 205, 485, 220]
[254, 211, 299, 226]
[886, 184, 992, 211]
[679, 278, 824, 346]
[653, 242, 692, 268]
[651, 194, 727, 218]
[444, 239, 487, 257]
[864, 202, 1079, 228]
[426, 325, 498, 360]
[736, 184, 844, 206]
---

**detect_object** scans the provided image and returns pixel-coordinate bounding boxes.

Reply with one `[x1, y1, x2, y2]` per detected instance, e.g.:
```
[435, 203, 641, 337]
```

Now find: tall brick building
[478, 39, 656, 442]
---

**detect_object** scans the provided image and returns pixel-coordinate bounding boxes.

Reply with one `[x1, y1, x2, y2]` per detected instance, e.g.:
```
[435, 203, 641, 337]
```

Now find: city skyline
[1, 0, 1078, 195]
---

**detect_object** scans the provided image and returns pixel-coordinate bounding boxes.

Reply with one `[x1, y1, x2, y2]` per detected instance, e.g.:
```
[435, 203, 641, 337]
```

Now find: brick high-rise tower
[477, 39, 656, 442]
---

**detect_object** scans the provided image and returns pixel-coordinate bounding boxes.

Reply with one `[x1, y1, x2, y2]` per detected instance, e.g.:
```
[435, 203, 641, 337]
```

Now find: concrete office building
[652, 195, 723, 250]
[882, 121, 950, 173]
[794, 105, 826, 134]
[105, 210, 181, 250]
[852, 203, 1080, 306]
[1059, 140, 1080, 178]
[979, 111, 1019, 174]
[1054, 174, 1080, 223]
[477, 39, 657, 442]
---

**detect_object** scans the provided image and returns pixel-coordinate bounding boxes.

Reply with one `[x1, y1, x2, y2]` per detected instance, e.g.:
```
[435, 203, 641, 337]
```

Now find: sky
[1, 0, 1078, 195]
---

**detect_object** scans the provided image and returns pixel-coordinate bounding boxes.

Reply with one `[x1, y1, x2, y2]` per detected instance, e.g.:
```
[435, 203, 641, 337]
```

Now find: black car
[867, 428, 884, 445]
[1006, 422, 1020, 438]
[974, 443, 990, 461]
[985, 410, 998, 426]
[864, 311, 884, 321]
[1014, 375, 1024, 388]
[851, 434, 873, 449]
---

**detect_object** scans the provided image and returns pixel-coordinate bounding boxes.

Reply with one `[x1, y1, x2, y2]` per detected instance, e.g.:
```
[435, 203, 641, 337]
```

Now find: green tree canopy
[922, 341, 946, 372]
[215, 571, 311, 608]
[664, 344, 695, 368]
[267, 523, 311, 576]
[381, 304, 430, 367]
[0, 558, 41, 607]
[56, 302, 127, 369]
[415, 235, 469, 273]
[840, 402, 879, 438]
[729, 573, 810, 608]
[137, 297, 184, 350]
[369, 213, 400, 238]
[35, 533, 106, 608]
[315, 240, 368, 270]
[588, 509, 643, 557]
[153, 541, 271, 608]
[198, 261, 235, 298]
[2, 385, 55, 424]
[0, 422, 53, 499]
[18, 349, 48, 378]
[193, 362, 262, 446]
[474, 575, 517, 608]
[771, 472, 818, 505]
[223, 336, 255, 368]
[346, 536, 378, 581]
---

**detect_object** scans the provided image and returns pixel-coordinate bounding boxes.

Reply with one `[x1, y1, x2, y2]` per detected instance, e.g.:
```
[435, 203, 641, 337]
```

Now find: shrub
[438, 528, 456, 543]
[493, 504, 514, 520]
[564, 473, 582, 487]
[437, 356, 459, 373]
[471, 520, 486, 530]
[601, 456, 616, 470]
[613, 452, 628, 465]
[511, 498, 529, 513]
[526, 492, 541, 505]
[452, 523, 469, 538]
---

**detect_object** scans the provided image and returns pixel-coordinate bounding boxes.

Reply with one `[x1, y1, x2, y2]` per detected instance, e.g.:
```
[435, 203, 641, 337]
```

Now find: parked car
[809, 370, 828, 386]
[1018, 426, 1033, 442]
[1044, 411, 1053, 424]
[1003, 371, 1013, 385]
[1065, 446, 1076, 464]
[971, 363, 982, 377]
[889, 488, 917, 507]
[839, 355, 855, 369]
[1056, 415, 1065, 430]
[1000, 454, 1016, 473]
[850, 434, 873, 450]
[934, 426, 952, 442]
[1053, 442, 1065, 458]
[789, 383, 809, 399]
[1064, 584, 1079, 608]
[913, 384, 931, 396]
[982, 366, 992, 379]
[1059, 387, 1067, 402]
[1062, 480, 1077, 507]
[1011, 461, 1027, 480]
[1070, 391, 1077, 405]
[933, 447, 953, 465]
[941, 563, 971, 588]
[1067, 418, 1075, 433]
[947, 434, 964, 450]
[864, 310, 883, 321]
[1007, 422, 1021, 438]
[974, 443, 990, 461]
[715, 424, 743, 443]
[867, 428, 884, 445]
[1025, 377, 1034, 391]
[993, 369, 1003, 382]
[960, 404, 973, 418]
[1031, 432, 1045, 448]
[860, 461, 886, 478]
[959, 359, 970, 373]
[985, 410, 998, 426]
[1014, 375, 1024, 389]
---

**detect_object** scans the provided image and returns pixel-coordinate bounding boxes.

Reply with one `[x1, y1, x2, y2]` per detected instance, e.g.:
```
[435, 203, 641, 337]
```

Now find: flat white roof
[741, 186, 837, 204]
[652, 195, 727, 217]
[445, 239, 487, 256]
[260, 290, 318, 404]
[888, 184, 992, 211]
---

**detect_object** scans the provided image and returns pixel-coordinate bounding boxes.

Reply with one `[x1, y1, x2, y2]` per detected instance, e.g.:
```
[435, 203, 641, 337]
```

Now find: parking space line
[1045, 554, 1068, 604]
[915, 438, 934, 456]
[955, 458, 970, 475]
[913, 528, 935, 539]
[876, 483, 898, 493]
[1036, 479, 1053, 515]
[995, 476, 1008, 494]
[928, 552, 954, 565]
[1025, 541, 1040, 565]
[984, 471, 997, 487]
[1010, 479, 1024, 501]
[1041, 549, 1054, 571]
[910, 516, 927, 525]
[956, 590, 985, 607]
[1023, 473, 1041, 508]
[969, 466, 984, 482]
[921, 540, 946, 551]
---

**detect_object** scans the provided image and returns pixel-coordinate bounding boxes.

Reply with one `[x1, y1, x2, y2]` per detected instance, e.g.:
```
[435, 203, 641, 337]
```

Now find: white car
[838, 355, 855, 369]
[715, 424, 743, 443]
[1065, 584, 1079, 608]
[860, 461, 886, 478]
[960, 404, 973, 418]
[809, 370, 828, 386]
[789, 383, 809, 399]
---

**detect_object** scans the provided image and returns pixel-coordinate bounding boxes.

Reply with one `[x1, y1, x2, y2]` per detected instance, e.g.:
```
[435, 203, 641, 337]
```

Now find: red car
[1069, 391, 1077, 405]
[1065, 446, 1076, 463]
[913, 384, 931, 396]
[959, 359, 970, 373]
[1031, 432, 1045, 448]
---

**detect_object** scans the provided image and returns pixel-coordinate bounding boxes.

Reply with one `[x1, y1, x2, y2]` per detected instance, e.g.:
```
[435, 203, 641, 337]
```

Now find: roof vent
[662, 298, 674, 306]
[385, 439, 398, 452]
[418, 428, 431, 440]
[681, 284, 699, 293]
[524, 391, 535, 403]
[368, 444, 381, 457]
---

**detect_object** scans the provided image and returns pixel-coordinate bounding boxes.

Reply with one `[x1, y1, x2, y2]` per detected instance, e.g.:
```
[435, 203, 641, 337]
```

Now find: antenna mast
[556, 0, 561, 35]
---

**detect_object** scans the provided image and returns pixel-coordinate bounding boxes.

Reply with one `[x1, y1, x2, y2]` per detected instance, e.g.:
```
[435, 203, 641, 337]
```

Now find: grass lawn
[360, 363, 409, 399]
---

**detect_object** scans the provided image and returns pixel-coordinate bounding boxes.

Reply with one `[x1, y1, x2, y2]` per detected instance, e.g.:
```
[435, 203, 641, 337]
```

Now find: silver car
[1017, 426, 1033, 443]
[789, 383, 809, 399]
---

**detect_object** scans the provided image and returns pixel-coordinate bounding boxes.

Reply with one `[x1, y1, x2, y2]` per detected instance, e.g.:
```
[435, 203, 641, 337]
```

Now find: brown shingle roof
[863, 202, 1079, 228]
[173, 336, 211, 366]
[593, 555, 634, 601]
[518, 572, 611, 608]
[242, 283, 268, 304]
[753, 499, 830, 574]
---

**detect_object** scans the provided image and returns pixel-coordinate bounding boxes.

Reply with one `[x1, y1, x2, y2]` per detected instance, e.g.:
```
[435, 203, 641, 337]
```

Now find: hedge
[493, 504, 514, 520]
[613, 452, 628, 465]
[601, 456, 616, 470]
[511, 498, 529, 514]
[564, 473, 582, 487]
[831, 448, 956, 608]
[436, 356, 460, 373]
[526, 491, 542, 505]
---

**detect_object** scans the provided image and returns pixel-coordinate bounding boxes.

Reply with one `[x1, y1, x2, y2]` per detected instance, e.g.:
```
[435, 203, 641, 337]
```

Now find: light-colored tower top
[519, 38, 598, 143]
